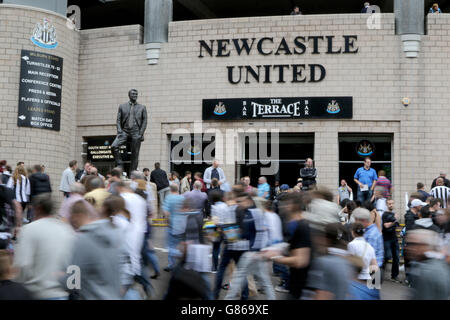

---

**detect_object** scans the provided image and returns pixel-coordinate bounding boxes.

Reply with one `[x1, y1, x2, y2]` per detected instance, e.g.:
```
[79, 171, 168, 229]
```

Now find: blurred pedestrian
[183, 180, 208, 217]
[262, 192, 312, 299]
[14, 193, 75, 300]
[0, 250, 34, 300]
[59, 160, 77, 199]
[62, 200, 122, 299]
[347, 223, 380, 299]
[116, 182, 148, 289]
[406, 229, 449, 299]
[163, 184, 185, 271]
[353, 208, 384, 269]
[306, 223, 354, 300]
[225, 195, 274, 300]
[84, 176, 111, 213]
[58, 182, 98, 224]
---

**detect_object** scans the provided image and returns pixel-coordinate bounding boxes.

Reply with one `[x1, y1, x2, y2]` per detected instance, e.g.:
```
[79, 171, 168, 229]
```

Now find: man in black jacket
[382, 199, 400, 282]
[299, 158, 317, 191]
[28, 164, 52, 222]
[29, 164, 52, 199]
[150, 162, 170, 218]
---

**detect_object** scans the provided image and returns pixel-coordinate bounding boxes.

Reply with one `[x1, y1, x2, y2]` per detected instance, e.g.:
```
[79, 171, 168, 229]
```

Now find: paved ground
[146, 226, 410, 300]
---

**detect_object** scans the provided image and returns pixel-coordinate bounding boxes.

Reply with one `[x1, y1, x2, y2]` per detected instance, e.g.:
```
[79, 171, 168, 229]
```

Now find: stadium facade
[0, 1, 448, 212]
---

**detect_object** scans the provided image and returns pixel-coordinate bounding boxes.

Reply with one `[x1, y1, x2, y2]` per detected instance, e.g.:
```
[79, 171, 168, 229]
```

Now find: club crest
[31, 18, 58, 49]
[326, 100, 341, 114]
[214, 102, 227, 115]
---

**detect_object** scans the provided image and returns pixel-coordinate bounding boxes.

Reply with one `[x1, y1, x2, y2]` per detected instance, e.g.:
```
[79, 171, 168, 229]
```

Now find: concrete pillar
[394, 0, 424, 58]
[144, 0, 173, 65]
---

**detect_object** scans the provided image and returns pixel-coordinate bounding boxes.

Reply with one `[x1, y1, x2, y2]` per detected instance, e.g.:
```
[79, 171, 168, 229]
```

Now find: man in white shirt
[59, 160, 77, 198]
[203, 160, 226, 190]
[14, 193, 75, 299]
[373, 186, 388, 217]
[116, 182, 147, 278]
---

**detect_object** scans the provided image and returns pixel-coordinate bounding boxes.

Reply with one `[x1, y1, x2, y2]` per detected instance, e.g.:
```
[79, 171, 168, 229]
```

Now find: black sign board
[203, 97, 352, 120]
[86, 136, 130, 162]
[17, 49, 63, 131]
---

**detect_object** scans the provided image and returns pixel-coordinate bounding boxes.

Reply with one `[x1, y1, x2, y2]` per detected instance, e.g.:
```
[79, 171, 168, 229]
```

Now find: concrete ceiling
[67, 0, 450, 29]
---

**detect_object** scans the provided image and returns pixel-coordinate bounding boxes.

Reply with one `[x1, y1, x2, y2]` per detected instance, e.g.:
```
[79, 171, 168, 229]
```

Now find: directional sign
[17, 49, 63, 131]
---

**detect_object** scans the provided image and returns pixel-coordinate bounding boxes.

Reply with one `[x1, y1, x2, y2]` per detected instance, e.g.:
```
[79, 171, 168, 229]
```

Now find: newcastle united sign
[203, 97, 352, 120]
[198, 36, 358, 85]
[17, 50, 63, 131]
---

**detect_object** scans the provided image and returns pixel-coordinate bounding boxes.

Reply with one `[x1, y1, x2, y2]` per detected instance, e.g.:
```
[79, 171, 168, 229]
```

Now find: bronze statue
[111, 89, 147, 172]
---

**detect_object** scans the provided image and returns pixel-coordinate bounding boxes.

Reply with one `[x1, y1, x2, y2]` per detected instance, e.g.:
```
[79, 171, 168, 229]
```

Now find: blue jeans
[212, 241, 221, 271]
[357, 188, 372, 204]
[167, 232, 183, 269]
[273, 262, 289, 288]
[123, 287, 142, 300]
[213, 248, 248, 300]
[142, 238, 160, 274]
[200, 272, 213, 300]
[383, 239, 400, 279]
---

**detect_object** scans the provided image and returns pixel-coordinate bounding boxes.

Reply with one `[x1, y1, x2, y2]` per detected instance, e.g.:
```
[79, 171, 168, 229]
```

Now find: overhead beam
[176, 0, 217, 18]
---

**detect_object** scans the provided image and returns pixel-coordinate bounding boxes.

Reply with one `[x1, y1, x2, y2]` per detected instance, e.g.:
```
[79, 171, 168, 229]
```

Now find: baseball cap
[297, 178, 303, 182]
[280, 184, 290, 191]
[411, 199, 427, 208]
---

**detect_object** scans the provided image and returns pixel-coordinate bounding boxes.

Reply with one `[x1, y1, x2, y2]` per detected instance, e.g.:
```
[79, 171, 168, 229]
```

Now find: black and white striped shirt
[430, 186, 450, 208]
[6, 175, 30, 203]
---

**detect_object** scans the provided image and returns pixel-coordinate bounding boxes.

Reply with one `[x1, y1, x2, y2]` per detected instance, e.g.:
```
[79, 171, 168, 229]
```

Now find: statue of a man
[111, 89, 147, 172]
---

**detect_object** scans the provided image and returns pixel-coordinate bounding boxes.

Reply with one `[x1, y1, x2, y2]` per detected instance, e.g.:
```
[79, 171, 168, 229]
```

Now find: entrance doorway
[238, 133, 314, 187]
[169, 134, 215, 178]
[339, 134, 393, 195]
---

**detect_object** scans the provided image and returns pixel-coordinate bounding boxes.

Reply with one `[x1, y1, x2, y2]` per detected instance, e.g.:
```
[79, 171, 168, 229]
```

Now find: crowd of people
[0, 157, 449, 300]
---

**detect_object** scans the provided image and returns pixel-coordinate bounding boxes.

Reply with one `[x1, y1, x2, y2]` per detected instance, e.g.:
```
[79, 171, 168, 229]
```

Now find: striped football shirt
[430, 186, 450, 208]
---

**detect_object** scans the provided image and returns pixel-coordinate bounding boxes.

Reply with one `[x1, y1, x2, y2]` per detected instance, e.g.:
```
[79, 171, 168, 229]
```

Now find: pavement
[145, 226, 410, 300]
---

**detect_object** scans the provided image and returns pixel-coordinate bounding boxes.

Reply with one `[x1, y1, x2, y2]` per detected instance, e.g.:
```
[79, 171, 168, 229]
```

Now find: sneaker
[275, 285, 289, 293]
[222, 284, 229, 290]
[390, 277, 402, 284]
[163, 267, 172, 272]
[150, 272, 160, 279]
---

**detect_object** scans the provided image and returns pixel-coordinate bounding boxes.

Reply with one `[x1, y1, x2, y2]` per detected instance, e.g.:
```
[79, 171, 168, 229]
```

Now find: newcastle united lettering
[198, 36, 358, 84]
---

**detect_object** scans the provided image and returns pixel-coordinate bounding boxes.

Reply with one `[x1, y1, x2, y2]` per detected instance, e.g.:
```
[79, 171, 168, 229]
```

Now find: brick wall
[0, 5, 79, 204]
